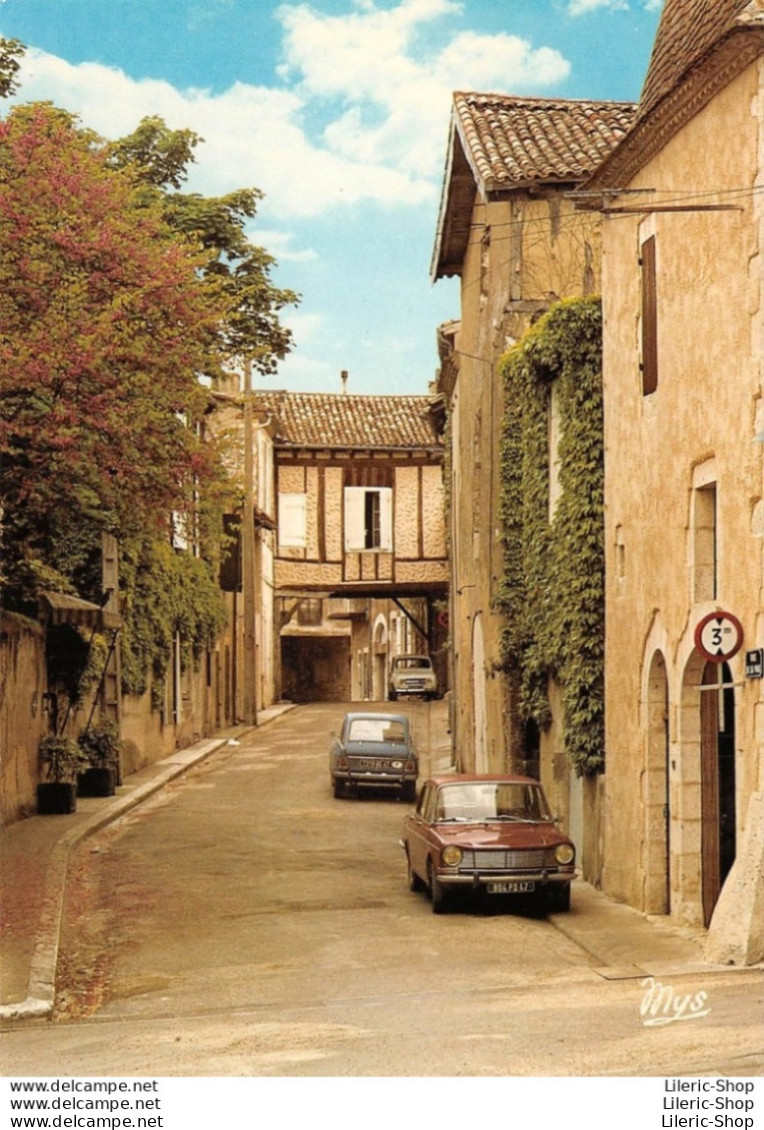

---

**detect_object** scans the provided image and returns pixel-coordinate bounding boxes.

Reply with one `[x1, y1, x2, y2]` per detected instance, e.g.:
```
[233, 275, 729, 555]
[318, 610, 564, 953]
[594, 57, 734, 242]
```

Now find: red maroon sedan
[401, 775, 576, 914]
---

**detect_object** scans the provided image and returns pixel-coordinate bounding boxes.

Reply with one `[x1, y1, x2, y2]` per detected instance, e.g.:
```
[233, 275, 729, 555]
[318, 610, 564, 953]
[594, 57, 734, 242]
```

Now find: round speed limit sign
[694, 611, 744, 663]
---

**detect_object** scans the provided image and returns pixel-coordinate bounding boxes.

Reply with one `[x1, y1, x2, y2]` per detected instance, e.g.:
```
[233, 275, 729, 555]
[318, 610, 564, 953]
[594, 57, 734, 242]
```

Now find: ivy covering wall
[497, 296, 604, 776]
[120, 536, 228, 709]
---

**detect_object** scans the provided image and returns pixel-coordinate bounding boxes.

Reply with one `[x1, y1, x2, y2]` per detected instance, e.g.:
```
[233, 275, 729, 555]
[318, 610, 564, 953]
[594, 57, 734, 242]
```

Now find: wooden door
[700, 662, 736, 927]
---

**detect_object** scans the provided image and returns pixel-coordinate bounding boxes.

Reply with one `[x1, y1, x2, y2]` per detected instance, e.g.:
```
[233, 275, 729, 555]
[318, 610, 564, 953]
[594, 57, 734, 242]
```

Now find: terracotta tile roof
[432, 93, 636, 278]
[453, 93, 637, 191]
[638, 0, 755, 122]
[584, 0, 764, 189]
[251, 391, 442, 451]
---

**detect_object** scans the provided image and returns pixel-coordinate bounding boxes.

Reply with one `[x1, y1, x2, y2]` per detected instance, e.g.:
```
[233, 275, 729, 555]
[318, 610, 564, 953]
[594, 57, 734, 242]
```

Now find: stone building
[431, 93, 635, 876]
[585, 0, 764, 959]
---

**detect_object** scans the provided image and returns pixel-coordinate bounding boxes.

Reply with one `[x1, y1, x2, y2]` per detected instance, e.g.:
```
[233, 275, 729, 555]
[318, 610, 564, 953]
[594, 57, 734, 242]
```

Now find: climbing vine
[497, 297, 604, 776]
[119, 536, 228, 709]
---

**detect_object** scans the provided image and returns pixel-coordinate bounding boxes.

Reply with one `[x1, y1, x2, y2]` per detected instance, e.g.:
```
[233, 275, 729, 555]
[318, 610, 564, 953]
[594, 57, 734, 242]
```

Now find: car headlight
[442, 845, 463, 866]
[554, 843, 575, 865]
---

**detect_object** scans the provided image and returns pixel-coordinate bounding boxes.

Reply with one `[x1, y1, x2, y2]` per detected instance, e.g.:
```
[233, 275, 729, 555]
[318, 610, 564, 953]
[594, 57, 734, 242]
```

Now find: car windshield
[347, 718, 406, 744]
[435, 782, 552, 822]
[393, 657, 431, 670]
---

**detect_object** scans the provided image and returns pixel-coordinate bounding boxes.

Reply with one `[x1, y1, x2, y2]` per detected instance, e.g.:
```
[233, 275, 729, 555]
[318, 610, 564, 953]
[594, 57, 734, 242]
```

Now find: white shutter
[344, 487, 366, 551]
[278, 493, 307, 548]
[378, 488, 393, 551]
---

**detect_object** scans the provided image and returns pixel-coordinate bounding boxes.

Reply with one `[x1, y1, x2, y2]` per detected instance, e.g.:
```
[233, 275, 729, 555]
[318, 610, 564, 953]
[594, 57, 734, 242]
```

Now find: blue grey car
[330, 712, 418, 801]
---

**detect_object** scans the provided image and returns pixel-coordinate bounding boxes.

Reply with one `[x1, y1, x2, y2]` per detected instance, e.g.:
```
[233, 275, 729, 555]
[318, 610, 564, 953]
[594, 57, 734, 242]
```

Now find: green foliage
[105, 116, 299, 373]
[0, 101, 231, 609]
[497, 297, 604, 776]
[119, 537, 227, 708]
[39, 734, 87, 783]
[45, 624, 107, 708]
[78, 719, 121, 769]
[0, 37, 24, 100]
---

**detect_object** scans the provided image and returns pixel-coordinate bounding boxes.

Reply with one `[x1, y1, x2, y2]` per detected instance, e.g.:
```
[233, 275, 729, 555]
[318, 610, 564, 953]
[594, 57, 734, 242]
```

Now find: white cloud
[282, 309, 325, 344]
[278, 1, 569, 180]
[250, 229, 317, 263]
[12, 48, 433, 219]
[567, 0, 629, 14]
[10, 0, 572, 221]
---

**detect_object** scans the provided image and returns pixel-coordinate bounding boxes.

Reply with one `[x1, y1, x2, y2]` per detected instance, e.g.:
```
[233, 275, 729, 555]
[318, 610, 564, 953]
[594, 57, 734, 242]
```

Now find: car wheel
[407, 853, 425, 893]
[401, 780, 417, 803]
[389, 690, 397, 701]
[428, 859, 449, 914]
[546, 885, 571, 913]
[332, 777, 344, 799]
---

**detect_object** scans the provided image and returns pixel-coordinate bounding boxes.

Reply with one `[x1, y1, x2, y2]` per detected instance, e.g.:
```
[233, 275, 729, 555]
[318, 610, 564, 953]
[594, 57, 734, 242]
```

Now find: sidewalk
[0, 701, 741, 1025]
[0, 704, 295, 1021]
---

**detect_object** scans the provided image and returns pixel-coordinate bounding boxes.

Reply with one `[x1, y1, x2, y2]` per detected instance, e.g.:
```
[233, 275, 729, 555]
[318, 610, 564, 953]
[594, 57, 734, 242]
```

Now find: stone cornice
[588, 28, 764, 190]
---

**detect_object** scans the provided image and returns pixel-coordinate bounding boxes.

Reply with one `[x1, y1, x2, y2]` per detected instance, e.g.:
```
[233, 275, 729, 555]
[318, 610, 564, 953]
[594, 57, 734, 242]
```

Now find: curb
[0, 708, 294, 1022]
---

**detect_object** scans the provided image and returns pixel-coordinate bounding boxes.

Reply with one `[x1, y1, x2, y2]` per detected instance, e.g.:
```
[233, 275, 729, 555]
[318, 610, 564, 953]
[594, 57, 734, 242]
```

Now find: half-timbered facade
[255, 390, 448, 703]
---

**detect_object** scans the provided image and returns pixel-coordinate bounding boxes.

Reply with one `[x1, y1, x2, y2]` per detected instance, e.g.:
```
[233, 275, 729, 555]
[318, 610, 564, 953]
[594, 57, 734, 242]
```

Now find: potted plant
[77, 720, 121, 797]
[37, 735, 86, 815]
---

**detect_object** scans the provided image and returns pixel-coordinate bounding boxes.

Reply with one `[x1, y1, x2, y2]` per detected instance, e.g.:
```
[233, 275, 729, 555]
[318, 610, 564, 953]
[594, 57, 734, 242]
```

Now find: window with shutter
[641, 234, 658, 395]
[344, 487, 392, 551]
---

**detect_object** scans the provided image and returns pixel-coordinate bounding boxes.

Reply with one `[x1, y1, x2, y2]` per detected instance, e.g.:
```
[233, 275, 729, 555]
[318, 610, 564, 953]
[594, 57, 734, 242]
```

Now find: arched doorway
[700, 661, 737, 926]
[471, 614, 488, 772]
[645, 650, 670, 914]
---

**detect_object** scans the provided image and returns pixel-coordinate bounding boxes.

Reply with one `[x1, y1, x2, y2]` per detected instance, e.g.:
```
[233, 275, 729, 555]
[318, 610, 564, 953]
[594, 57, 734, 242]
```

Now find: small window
[641, 234, 658, 395]
[297, 598, 322, 626]
[344, 487, 392, 551]
[693, 483, 717, 602]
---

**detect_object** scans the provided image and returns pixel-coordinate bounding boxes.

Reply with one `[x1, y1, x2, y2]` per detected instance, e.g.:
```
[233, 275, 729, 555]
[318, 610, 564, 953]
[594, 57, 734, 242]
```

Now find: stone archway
[471, 613, 488, 773]
[644, 650, 670, 914]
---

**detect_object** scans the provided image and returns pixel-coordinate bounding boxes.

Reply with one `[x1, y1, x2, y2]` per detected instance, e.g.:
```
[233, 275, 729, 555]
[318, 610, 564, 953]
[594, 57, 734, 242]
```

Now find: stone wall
[0, 613, 46, 824]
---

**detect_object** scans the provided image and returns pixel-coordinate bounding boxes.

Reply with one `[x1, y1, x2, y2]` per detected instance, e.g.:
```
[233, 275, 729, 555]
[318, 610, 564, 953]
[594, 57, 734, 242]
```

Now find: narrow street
[3, 703, 762, 1077]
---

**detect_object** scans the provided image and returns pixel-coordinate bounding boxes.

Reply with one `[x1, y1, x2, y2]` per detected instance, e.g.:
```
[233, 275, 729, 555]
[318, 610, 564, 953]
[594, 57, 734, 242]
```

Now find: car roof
[343, 711, 409, 724]
[424, 774, 541, 787]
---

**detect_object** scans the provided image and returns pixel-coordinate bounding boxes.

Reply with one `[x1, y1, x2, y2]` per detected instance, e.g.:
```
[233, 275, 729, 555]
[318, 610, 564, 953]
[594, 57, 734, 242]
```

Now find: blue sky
[0, 0, 663, 396]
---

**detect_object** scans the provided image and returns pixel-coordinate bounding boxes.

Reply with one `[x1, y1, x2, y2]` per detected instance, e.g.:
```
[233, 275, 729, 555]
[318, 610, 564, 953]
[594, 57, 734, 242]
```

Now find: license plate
[486, 880, 535, 894]
[356, 759, 377, 770]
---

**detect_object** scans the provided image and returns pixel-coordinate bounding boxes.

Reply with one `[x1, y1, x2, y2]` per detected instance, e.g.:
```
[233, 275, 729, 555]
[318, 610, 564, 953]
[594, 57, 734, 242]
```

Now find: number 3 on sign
[694, 611, 744, 663]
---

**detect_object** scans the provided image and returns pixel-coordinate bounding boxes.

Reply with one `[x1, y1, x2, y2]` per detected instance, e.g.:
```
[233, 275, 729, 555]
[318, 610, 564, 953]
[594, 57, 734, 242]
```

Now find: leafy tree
[0, 37, 24, 100]
[106, 115, 298, 373]
[0, 102, 229, 608]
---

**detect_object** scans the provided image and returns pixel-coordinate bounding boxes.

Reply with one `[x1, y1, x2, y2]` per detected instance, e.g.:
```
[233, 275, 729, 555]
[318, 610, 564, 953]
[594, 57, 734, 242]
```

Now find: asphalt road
[3, 702, 762, 1079]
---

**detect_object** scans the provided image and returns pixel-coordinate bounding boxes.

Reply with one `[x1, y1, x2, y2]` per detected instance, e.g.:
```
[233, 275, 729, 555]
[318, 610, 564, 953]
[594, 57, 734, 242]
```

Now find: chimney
[341, 369, 348, 394]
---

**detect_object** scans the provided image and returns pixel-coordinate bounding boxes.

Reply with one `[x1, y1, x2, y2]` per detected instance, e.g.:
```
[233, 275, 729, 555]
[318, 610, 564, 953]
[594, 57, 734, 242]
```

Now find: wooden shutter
[641, 235, 658, 395]
[278, 493, 307, 548]
[344, 487, 366, 551]
[700, 663, 721, 927]
[377, 487, 392, 551]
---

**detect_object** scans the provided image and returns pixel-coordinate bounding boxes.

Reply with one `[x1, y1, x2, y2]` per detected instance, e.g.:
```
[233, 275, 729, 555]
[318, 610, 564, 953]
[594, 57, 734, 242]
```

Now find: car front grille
[460, 848, 552, 871]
